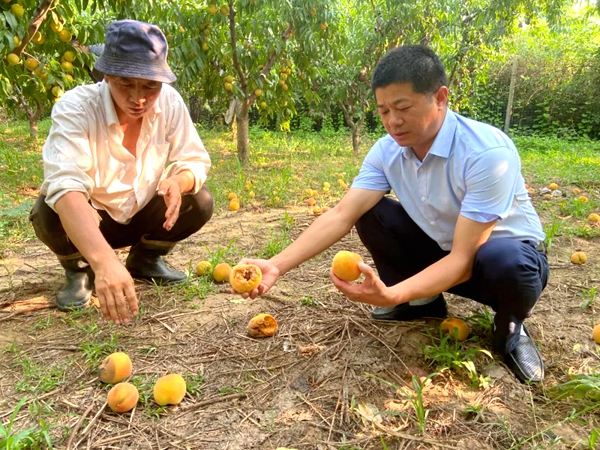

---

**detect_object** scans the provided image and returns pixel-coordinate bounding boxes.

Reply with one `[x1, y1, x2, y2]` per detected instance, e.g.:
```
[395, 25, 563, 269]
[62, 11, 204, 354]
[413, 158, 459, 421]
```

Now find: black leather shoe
[504, 324, 544, 383]
[371, 295, 447, 321]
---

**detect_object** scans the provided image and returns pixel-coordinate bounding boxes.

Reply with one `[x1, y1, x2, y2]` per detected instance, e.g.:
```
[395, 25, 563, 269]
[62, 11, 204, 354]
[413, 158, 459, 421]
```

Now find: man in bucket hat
[30, 20, 213, 324]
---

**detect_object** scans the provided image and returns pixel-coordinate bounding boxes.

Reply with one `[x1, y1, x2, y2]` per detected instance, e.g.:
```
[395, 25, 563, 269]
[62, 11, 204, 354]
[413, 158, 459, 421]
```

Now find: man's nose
[130, 89, 146, 104]
[389, 110, 404, 127]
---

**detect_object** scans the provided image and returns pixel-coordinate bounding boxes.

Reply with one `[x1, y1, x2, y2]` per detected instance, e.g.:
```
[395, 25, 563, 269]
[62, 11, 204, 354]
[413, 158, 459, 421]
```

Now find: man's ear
[435, 86, 449, 106]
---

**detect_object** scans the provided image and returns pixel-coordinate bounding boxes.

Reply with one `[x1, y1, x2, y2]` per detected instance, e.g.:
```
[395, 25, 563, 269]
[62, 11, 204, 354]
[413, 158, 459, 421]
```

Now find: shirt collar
[427, 108, 457, 159]
[400, 108, 458, 161]
[100, 80, 163, 127]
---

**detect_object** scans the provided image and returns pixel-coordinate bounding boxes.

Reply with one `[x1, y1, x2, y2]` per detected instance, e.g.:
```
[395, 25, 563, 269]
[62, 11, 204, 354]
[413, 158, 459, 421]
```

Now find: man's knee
[186, 186, 214, 231]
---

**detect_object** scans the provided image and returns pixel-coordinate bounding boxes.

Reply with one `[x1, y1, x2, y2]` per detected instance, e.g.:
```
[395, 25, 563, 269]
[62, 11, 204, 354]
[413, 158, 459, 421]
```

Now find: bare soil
[1, 206, 599, 450]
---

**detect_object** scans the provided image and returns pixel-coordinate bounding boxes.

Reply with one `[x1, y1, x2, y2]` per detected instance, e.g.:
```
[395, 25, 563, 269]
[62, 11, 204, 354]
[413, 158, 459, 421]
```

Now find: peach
[247, 313, 278, 338]
[548, 182, 559, 191]
[332, 250, 363, 281]
[213, 262, 232, 282]
[593, 324, 600, 344]
[571, 251, 587, 265]
[588, 213, 600, 224]
[230, 263, 262, 293]
[195, 260, 212, 276]
[440, 318, 469, 341]
[107, 382, 139, 413]
[99, 352, 132, 384]
[153, 373, 187, 406]
[229, 199, 240, 211]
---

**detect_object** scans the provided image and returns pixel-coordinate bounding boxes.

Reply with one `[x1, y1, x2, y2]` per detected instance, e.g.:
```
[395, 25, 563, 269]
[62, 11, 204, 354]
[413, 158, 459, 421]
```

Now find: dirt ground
[0, 205, 599, 450]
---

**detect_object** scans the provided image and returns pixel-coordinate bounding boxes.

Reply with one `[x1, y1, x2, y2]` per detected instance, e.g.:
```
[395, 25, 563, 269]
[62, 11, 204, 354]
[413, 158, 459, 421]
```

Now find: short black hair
[371, 45, 447, 94]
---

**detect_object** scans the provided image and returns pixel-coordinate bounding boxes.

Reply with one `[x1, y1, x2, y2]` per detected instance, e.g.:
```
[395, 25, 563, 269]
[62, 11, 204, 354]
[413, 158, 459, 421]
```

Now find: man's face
[105, 75, 162, 121]
[375, 82, 447, 157]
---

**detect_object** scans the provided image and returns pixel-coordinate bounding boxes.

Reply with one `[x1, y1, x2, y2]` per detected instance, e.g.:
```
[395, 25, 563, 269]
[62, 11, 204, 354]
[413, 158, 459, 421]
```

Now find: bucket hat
[93, 20, 176, 83]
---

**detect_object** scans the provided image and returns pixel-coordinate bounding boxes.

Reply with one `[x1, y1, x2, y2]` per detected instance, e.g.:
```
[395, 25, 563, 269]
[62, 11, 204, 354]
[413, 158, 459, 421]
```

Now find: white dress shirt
[41, 81, 211, 223]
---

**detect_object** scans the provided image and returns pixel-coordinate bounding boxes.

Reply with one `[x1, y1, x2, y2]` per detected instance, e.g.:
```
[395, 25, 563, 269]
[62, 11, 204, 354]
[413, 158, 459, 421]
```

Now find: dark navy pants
[30, 186, 214, 256]
[355, 197, 549, 354]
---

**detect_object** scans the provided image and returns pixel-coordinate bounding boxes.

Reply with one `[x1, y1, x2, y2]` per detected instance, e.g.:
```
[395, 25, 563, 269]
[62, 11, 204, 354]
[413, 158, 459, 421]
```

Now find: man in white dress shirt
[235, 45, 549, 383]
[30, 20, 213, 325]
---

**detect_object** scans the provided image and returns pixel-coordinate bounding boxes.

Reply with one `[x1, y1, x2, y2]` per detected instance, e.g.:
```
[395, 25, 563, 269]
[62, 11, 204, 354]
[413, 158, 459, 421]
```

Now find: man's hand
[233, 258, 280, 299]
[158, 178, 182, 231]
[330, 262, 398, 307]
[93, 261, 139, 324]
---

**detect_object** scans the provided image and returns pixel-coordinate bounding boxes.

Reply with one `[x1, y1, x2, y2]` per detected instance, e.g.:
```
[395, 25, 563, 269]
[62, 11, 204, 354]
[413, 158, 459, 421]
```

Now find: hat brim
[94, 53, 176, 83]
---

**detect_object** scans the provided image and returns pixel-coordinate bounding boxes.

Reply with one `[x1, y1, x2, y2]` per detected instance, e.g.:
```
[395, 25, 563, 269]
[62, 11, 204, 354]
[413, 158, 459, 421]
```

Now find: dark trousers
[355, 197, 549, 354]
[29, 187, 214, 256]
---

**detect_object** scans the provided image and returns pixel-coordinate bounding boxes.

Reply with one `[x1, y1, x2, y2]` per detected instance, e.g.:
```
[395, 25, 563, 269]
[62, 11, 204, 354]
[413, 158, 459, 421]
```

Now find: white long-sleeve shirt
[41, 81, 211, 223]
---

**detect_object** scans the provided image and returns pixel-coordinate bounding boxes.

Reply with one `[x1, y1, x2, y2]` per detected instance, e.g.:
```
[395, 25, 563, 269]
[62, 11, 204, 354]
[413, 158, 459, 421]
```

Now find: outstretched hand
[158, 178, 182, 231]
[330, 262, 397, 307]
[233, 258, 280, 299]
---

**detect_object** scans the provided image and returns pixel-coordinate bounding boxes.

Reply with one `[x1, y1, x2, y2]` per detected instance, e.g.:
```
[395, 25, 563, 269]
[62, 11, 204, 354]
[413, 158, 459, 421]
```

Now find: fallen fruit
[571, 251, 587, 265]
[99, 352, 133, 384]
[571, 187, 581, 195]
[548, 182, 559, 190]
[247, 313, 278, 338]
[229, 199, 240, 211]
[230, 263, 262, 293]
[578, 195, 589, 203]
[332, 250, 363, 281]
[107, 382, 139, 413]
[195, 260, 212, 276]
[593, 324, 600, 344]
[154, 373, 187, 406]
[227, 192, 238, 199]
[588, 213, 600, 224]
[213, 262, 232, 282]
[440, 318, 469, 341]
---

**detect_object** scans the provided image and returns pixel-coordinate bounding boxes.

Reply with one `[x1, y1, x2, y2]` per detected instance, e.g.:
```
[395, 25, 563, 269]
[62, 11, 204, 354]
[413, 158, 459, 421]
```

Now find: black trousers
[355, 197, 549, 354]
[29, 187, 214, 256]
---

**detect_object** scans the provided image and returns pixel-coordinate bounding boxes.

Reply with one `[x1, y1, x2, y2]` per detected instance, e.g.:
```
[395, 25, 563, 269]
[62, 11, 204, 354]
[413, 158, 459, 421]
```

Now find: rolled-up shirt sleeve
[160, 91, 211, 194]
[41, 99, 95, 211]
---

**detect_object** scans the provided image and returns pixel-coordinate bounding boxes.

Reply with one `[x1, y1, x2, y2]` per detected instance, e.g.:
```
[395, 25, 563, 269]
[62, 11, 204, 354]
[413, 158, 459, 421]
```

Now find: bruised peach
[440, 318, 469, 341]
[230, 263, 262, 293]
[153, 373, 187, 406]
[332, 250, 363, 281]
[213, 262, 232, 282]
[247, 313, 278, 338]
[107, 382, 139, 413]
[99, 352, 132, 384]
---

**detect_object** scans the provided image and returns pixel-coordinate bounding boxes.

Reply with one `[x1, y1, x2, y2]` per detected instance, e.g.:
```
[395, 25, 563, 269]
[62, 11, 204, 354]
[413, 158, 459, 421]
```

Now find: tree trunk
[236, 102, 250, 164]
[351, 117, 364, 156]
[28, 99, 43, 140]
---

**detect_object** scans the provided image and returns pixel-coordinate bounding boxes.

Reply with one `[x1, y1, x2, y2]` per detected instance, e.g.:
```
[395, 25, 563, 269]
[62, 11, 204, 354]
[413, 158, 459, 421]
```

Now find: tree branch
[13, 0, 55, 56]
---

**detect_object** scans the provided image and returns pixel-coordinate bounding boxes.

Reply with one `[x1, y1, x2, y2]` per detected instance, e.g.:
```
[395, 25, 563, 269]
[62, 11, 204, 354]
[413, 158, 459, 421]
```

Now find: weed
[421, 329, 492, 388]
[14, 357, 69, 394]
[578, 287, 597, 310]
[79, 334, 121, 367]
[367, 372, 437, 435]
[466, 306, 495, 330]
[186, 372, 206, 397]
[0, 397, 53, 449]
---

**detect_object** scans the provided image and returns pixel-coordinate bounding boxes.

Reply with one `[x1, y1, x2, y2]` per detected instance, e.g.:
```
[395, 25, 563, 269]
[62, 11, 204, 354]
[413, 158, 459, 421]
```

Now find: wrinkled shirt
[41, 81, 211, 223]
[352, 110, 545, 251]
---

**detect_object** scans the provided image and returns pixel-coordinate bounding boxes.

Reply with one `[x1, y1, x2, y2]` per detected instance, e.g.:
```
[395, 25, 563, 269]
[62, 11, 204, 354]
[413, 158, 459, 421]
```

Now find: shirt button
[421, 196, 426, 201]
[430, 222, 435, 226]
[419, 168, 424, 173]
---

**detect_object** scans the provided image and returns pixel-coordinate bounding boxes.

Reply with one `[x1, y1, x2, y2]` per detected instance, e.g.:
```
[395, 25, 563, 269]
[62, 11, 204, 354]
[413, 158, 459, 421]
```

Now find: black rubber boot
[125, 235, 186, 283]
[56, 254, 95, 311]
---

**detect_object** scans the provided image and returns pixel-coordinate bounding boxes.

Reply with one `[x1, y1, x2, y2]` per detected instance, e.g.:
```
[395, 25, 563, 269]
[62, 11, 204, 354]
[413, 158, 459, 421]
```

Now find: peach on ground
[440, 318, 469, 341]
[247, 313, 278, 338]
[107, 382, 139, 413]
[213, 262, 232, 282]
[99, 352, 132, 384]
[571, 251, 587, 265]
[154, 373, 187, 406]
